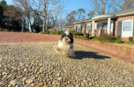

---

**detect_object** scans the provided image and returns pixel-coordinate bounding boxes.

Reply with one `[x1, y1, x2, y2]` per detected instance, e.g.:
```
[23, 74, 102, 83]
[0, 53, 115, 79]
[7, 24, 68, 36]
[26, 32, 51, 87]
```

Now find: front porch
[92, 14, 115, 36]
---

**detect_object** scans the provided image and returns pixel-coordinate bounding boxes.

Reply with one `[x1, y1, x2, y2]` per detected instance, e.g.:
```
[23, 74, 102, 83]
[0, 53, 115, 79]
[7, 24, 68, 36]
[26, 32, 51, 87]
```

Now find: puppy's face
[61, 31, 73, 44]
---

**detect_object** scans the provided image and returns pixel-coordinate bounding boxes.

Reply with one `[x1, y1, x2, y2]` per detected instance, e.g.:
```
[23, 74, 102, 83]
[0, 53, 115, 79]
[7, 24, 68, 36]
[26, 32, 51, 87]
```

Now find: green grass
[123, 41, 134, 44]
[92, 37, 122, 43]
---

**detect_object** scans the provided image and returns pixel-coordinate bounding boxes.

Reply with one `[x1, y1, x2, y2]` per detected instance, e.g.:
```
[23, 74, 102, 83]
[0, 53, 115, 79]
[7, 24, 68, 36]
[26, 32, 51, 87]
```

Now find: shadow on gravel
[74, 51, 111, 60]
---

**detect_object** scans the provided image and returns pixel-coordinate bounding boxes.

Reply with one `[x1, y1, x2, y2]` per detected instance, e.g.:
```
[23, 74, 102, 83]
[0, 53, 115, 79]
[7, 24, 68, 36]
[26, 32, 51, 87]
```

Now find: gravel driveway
[0, 42, 134, 87]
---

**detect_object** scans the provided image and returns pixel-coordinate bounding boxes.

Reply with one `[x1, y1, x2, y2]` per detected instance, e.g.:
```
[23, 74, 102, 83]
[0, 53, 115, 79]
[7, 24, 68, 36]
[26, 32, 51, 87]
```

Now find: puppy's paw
[54, 46, 61, 54]
[70, 54, 76, 58]
[54, 46, 60, 50]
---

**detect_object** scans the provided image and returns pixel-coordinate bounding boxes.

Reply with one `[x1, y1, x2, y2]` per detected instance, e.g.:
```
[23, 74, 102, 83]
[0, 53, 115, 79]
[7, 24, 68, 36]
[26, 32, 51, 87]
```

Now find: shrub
[45, 31, 50, 34]
[10, 29, 18, 32]
[117, 36, 121, 39]
[114, 37, 122, 43]
[51, 31, 55, 34]
[75, 35, 89, 40]
[129, 37, 133, 41]
[92, 37, 102, 41]
[58, 31, 63, 35]
[100, 33, 114, 39]
[51, 31, 63, 35]
[73, 32, 82, 35]
[69, 30, 77, 34]
[84, 33, 89, 38]
[39, 31, 43, 34]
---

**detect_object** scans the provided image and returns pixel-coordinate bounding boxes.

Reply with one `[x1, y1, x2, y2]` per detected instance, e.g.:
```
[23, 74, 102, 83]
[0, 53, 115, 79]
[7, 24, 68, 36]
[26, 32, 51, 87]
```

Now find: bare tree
[91, 0, 109, 15]
[87, 11, 95, 19]
[77, 8, 85, 21]
[113, 0, 134, 10]
[66, 11, 77, 26]
[41, 0, 68, 32]
[58, 17, 66, 27]
[3, 5, 25, 32]
[13, 0, 43, 33]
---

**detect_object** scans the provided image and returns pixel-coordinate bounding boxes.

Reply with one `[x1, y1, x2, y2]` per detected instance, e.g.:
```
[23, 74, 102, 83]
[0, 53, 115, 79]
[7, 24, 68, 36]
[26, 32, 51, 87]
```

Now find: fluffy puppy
[54, 31, 76, 58]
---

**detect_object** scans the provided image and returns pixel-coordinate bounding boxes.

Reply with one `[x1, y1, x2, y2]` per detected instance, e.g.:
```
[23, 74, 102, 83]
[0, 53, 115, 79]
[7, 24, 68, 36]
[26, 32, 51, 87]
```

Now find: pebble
[31, 83, 35, 87]
[0, 81, 4, 86]
[26, 79, 33, 84]
[44, 85, 48, 87]
[75, 84, 80, 87]
[89, 83, 93, 86]
[0, 57, 3, 62]
[22, 77, 27, 81]
[10, 79, 17, 85]
[56, 73, 60, 77]
[8, 84, 12, 87]
[12, 83, 17, 87]
[81, 82, 85, 86]
[38, 82, 44, 86]
[57, 77, 62, 81]
[52, 80, 58, 85]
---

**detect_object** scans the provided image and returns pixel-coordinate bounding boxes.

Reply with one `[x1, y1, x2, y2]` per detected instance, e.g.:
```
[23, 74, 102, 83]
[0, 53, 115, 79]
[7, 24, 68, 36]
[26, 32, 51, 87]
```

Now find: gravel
[0, 42, 134, 87]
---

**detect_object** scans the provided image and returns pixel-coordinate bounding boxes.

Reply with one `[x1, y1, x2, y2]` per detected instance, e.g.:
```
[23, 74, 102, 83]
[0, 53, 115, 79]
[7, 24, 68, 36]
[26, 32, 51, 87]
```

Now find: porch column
[92, 20, 95, 35]
[107, 17, 111, 34]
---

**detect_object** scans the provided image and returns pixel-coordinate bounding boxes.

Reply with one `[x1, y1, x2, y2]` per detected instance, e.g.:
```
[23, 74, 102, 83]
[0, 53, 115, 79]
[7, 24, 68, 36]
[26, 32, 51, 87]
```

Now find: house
[65, 25, 74, 31]
[73, 8, 134, 41]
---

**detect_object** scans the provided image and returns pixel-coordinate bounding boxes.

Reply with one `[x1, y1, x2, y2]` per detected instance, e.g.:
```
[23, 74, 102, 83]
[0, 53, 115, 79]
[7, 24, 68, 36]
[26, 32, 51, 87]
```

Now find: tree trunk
[42, 0, 48, 33]
[21, 17, 24, 32]
[42, 19, 45, 33]
[28, 19, 32, 33]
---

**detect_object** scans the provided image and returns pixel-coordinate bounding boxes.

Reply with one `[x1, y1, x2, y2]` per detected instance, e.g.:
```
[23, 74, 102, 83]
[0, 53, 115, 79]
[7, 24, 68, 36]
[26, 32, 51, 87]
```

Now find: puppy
[54, 31, 76, 58]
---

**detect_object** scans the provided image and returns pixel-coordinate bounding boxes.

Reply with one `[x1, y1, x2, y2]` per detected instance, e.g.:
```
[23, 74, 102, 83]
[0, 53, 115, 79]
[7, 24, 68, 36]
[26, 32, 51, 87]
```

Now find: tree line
[0, 0, 134, 32]
[0, 0, 67, 33]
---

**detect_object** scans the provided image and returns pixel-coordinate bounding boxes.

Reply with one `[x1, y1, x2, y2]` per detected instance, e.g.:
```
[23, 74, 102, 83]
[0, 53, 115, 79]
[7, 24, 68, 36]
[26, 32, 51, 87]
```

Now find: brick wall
[74, 38, 134, 59]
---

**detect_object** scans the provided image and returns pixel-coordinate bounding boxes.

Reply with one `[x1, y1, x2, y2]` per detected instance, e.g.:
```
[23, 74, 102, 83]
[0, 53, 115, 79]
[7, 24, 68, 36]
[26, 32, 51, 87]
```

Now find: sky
[3, 0, 121, 19]
[65, 0, 92, 16]
[4, 0, 93, 18]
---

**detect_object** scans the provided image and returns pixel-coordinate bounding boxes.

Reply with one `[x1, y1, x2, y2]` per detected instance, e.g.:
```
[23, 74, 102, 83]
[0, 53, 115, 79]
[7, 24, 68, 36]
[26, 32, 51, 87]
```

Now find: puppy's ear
[69, 33, 74, 44]
[69, 33, 73, 39]
[61, 33, 66, 40]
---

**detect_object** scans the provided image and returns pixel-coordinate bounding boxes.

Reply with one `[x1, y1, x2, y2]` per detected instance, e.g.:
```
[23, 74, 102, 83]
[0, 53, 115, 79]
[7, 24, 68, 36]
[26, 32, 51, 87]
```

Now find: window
[76, 26, 77, 31]
[86, 25, 92, 31]
[123, 20, 132, 31]
[70, 27, 72, 30]
[77, 25, 82, 32]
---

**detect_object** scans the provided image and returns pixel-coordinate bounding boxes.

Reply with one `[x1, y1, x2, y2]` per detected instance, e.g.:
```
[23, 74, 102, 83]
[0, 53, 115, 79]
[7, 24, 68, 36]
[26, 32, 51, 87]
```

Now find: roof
[74, 19, 92, 24]
[93, 8, 134, 20]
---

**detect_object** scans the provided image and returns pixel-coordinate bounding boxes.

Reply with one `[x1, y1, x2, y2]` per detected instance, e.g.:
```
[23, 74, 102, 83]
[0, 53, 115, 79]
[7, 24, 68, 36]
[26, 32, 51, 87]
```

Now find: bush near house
[75, 35, 89, 40]
[84, 33, 89, 38]
[69, 30, 83, 36]
[129, 37, 133, 41]
[51, 31, 63, 35]
[69, 30, 77, 34]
